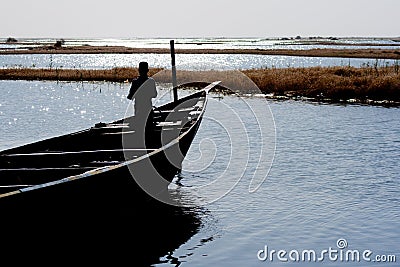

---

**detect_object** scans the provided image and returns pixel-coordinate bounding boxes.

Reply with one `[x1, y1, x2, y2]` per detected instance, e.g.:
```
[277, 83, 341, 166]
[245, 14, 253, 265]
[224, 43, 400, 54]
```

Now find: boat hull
[0, 88, 210, 214]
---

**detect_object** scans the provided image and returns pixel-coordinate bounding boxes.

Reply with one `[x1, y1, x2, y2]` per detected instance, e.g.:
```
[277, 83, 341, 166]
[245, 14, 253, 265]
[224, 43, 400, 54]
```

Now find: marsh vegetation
[1, 63, 399, 105]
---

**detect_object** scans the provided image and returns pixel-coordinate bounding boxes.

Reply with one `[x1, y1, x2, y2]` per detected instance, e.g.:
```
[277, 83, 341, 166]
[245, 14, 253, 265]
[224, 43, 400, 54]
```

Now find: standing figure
[127, 62, 158, 133]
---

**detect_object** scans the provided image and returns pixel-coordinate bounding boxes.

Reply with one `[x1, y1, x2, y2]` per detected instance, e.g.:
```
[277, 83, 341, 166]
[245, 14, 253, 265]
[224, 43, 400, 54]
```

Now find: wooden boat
[0, 40, 213, 264]
[0, 81, 220, 215]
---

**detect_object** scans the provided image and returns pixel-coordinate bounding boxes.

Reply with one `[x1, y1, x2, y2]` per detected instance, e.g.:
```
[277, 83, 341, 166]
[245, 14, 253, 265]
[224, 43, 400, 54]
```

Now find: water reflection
[1, 53, 398, 70]
[2, 190, 204, 266]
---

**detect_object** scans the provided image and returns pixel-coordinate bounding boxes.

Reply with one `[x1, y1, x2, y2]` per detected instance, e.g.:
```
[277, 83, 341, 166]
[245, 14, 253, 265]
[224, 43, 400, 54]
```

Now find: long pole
[170, 40, 178, 102]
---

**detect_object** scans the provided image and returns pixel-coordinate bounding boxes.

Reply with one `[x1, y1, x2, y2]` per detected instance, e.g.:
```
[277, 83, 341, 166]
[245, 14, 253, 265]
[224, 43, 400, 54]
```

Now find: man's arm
[127, 80, 138, 100]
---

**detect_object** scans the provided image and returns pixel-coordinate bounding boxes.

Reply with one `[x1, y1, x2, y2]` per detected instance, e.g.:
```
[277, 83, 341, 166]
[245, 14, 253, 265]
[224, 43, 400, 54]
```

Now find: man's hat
[139, 61, 149, 72]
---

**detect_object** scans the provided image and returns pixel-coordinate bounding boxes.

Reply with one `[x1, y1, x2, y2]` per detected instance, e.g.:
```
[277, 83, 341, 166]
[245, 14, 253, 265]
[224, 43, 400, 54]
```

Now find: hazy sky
[2, 0, 399, 38]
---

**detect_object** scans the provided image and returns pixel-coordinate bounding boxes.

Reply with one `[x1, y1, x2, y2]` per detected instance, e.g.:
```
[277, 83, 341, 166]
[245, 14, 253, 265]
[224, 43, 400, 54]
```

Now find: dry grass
[242, 65, 400, 101]
[0, 67, 162, 83]
[1, 65, 399, 104]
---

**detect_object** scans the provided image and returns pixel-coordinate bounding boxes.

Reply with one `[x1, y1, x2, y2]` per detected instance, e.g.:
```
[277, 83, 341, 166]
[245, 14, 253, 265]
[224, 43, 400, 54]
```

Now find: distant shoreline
[1, 45, 400, 60]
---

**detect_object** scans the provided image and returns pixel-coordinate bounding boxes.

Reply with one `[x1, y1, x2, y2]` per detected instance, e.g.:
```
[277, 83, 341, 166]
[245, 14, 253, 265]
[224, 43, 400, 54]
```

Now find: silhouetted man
[127, 62, 157, 132]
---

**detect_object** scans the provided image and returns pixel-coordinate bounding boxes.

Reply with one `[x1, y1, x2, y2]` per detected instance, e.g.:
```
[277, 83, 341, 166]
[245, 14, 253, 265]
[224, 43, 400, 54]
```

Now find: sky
[1, 0, 399, 38]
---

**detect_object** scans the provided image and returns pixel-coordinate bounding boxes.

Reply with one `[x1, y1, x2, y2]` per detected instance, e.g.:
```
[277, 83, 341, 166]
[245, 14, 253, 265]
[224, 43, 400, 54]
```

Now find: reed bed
[0, 67, 162, 83]
[242, 65, 400, 102]
[1, 65, 399, 104]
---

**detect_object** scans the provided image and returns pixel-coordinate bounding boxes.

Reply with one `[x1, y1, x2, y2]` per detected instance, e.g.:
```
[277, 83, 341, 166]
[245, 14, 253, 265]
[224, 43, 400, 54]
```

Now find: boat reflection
[2, 190, 203, 266]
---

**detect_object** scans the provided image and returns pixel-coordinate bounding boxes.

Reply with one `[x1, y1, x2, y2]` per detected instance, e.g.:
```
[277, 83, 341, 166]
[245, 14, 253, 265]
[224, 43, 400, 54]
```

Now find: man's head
[138, 61, 149, 75]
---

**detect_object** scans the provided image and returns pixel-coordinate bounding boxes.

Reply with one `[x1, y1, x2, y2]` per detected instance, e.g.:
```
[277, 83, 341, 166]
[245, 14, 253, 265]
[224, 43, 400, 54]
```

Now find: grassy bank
[0, 67, 162, 83]
[1, 45, 400, 59]
[243, 65, 400, 104]
[1, 65, 399, 105]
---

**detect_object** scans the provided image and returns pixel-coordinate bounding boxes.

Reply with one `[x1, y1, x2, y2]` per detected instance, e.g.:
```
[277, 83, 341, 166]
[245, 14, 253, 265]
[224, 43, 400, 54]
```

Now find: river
[0, 79, 398, 266]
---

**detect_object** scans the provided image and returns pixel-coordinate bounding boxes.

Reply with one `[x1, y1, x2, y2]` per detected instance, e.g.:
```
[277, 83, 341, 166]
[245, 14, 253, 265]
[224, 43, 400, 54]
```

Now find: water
[1, 80, 399, 266]
[169, 99, 400, 266]
[2, 53, 398, 70]
[1, 37, 399, 70]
